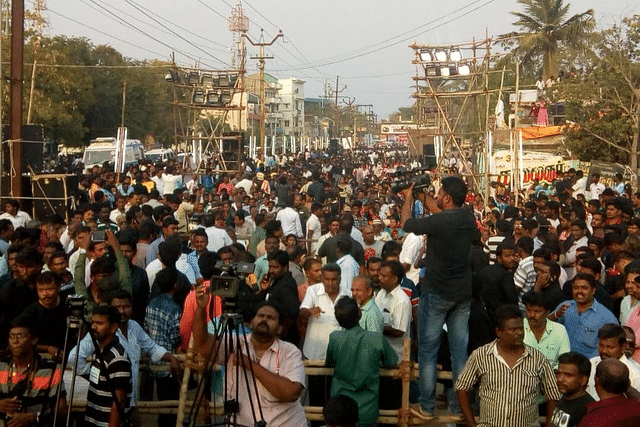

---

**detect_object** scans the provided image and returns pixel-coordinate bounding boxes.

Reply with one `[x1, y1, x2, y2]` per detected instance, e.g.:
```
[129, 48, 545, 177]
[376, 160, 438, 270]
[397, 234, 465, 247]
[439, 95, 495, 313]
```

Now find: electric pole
[10, 0, 24, 197]
[243, 29, 283, 159]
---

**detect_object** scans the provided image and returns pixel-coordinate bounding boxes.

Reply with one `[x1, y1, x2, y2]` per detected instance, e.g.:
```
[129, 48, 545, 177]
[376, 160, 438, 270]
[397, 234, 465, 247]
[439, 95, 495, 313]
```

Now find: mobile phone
[91, 230, 106, 242]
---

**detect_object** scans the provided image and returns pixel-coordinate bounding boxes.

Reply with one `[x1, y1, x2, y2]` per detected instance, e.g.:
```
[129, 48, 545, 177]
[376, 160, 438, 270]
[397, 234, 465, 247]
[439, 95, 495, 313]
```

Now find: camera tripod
[185, 310, 266, 427]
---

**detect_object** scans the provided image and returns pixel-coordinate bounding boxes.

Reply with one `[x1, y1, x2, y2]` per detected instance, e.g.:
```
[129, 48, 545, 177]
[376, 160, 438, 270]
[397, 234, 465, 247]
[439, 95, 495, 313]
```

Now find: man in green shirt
[351, 276, 383, 333]
[523, 290, 571, 368]
[325, 297, 398, 427]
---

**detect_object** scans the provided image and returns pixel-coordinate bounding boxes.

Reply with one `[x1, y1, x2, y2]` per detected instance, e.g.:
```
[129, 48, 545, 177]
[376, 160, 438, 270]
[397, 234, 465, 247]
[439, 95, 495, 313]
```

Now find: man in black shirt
[551, 351, 594, 427]
[401, 176, 477, 418]
[258, 250, 300, 345]
[479, 242, 519, 328]
[317, 214, 365, 266]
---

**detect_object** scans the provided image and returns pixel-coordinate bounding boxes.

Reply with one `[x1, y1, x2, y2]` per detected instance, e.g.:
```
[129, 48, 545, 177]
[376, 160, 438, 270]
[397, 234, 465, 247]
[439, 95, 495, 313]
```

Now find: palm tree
[508, 0, 594, 80]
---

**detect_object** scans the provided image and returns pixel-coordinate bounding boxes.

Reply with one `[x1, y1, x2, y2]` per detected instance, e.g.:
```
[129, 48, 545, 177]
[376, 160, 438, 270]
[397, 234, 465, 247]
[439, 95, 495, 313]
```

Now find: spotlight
[449, 48, 462, 62]
[425, 65, 439, 77]
[419, 49, 433, 62]
[440, 66, 450, 77]
[187, 71, 200, 85]
[219, 74, 230, 87]
[458, 64, 471, 75]
[434, 49, 447, 62]
[192, 89, 205, 104]
[220, 90, 233, 104]
[228, 74, 239, 87]
[206, 91, 221, 106]
[164, 69, 179, 83]
[212, 76, 220, 87]
[201, 73, 213, 86]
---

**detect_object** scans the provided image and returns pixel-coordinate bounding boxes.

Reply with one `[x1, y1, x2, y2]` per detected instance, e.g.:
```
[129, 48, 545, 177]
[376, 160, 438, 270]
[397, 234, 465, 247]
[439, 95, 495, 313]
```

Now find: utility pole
[332, 76, 347, 138]
[26, 0, 46, 124]
[121, 82, 127, 128]
[10, 0, 24, 197]
[243, 29, 283, 159]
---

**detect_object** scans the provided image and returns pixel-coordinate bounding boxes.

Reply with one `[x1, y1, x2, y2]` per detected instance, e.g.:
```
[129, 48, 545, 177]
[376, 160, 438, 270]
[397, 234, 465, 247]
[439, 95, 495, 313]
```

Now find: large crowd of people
[2, 147, 640, 426]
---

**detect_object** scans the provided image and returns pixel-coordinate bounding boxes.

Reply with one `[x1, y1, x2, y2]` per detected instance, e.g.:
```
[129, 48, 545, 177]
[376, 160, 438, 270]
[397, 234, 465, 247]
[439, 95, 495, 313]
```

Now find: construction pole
[121, 82, 127, 128]
[243, 29, 283, 160]
[10, 0, 24, 198]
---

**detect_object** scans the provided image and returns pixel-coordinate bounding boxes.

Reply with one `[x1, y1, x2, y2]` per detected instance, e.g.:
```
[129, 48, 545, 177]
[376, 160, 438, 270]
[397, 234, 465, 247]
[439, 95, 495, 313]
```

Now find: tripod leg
[176, 336, 193, 427]
[65, 320, 85, 427]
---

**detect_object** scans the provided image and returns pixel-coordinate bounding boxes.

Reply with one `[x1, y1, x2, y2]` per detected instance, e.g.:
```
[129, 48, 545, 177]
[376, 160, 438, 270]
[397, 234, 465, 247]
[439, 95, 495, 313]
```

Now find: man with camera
[401, 176, 477, 419]
[193, 286, 307, 427]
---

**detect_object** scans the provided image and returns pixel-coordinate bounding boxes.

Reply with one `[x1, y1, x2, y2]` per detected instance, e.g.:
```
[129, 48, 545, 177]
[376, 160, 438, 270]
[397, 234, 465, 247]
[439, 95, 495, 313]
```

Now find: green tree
[560, 15, 640, 173]
[508, 0, 594, 80]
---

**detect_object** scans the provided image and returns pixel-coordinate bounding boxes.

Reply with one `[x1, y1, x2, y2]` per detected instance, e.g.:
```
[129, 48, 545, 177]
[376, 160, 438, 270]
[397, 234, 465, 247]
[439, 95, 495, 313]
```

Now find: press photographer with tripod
[193, 284, 307, 427]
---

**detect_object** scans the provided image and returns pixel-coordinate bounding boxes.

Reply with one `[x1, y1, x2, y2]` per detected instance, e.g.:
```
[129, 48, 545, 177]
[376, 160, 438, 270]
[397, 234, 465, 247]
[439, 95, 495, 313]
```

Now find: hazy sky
[43, 0, 637, 119]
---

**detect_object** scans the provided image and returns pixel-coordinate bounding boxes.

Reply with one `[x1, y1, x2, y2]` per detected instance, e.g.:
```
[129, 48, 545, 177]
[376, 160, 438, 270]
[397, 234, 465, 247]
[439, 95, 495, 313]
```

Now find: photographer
[400, 176, 477, 419]
[193, 288, 307, 427]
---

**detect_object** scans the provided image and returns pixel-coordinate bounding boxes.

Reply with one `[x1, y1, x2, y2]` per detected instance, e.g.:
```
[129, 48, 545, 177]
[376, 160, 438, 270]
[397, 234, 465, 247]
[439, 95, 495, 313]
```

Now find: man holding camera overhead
[401, 176, 477, 420]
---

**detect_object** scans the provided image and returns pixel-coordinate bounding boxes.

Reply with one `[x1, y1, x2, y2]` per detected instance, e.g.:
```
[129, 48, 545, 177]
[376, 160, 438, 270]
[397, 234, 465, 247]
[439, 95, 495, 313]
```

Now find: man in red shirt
[578, 358, 640, 426]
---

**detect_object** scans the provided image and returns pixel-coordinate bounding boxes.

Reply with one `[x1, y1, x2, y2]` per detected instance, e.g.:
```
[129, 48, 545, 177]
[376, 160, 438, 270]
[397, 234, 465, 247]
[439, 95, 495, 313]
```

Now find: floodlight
[164, 69, 180, 83]
[228, 74, 239, 87]
[419, 49, 433, 62]
[425, 65, 439, 77]
[440, 66, 450, 77]
[220, 90, 233, 104]
[206, 91, 221, 105]
[458, 64, 471, 75]
[449, 65, 459, 76]
[187, 72, 200, 85]
[212, 76, 220, 87]
[434, 49, 447, 62]
[201, 73, 213, 86]
[192, 89, 205, 104]
[449, 48, 462, 62]
[219, 74, 230, 87]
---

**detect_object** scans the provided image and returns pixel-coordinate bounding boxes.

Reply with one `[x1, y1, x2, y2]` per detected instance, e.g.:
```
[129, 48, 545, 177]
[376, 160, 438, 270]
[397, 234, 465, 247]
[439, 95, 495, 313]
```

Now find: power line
[124, 0, 230, 65]
[80, 0, 218, 68]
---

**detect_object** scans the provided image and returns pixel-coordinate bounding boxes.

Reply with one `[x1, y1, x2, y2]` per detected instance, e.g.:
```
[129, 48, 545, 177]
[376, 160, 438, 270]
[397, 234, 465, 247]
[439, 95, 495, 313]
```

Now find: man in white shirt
[0, 199, 31, 229]
[335, 238, 358, 296]
[563, 220, 589, 280]
[572, 170, 587, 198]
[589, 173, 606, 200]
[586, 323, 640, 400]
[306, 203, 323, 256]
[399, 232, 424, 285]
[375, 260, 412, 361]
[204, 212, 233, 253]
[300, 263, 347, 361]
[276, 203, 303, 238]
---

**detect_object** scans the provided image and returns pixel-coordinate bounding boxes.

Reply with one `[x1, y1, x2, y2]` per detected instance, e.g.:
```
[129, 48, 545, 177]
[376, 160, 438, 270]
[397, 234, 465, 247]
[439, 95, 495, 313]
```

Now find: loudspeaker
[221, 133, 243, 171]
[2, 124, 44, 173]
[30, 174, 78, 221]
[423, 144, 437, 169]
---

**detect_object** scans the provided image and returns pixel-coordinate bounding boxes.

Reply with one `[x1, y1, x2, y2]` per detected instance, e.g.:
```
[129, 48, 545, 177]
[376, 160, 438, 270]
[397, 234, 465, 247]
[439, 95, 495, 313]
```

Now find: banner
[492, 150, 566, 185]
[115, 127, 127, 173]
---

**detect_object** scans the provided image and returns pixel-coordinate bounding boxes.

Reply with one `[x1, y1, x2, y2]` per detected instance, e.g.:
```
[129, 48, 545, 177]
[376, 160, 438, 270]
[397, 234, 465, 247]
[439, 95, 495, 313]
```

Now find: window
[285, 120, 290, 127]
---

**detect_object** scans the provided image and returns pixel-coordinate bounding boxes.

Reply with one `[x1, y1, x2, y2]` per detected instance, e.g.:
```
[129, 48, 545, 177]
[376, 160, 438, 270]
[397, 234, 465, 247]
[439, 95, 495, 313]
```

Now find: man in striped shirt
[84, 305, 131, 427]
[456, 305, 561, 427]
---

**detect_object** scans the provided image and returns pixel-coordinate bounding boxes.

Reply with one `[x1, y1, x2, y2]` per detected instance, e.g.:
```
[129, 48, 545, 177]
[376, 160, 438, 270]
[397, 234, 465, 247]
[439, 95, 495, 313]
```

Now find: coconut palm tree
[508, 0, 594, 80]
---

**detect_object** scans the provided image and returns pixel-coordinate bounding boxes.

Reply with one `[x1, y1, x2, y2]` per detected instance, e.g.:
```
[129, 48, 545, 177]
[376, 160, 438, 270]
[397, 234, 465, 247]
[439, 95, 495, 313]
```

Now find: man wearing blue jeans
[401, 176, 477, 420]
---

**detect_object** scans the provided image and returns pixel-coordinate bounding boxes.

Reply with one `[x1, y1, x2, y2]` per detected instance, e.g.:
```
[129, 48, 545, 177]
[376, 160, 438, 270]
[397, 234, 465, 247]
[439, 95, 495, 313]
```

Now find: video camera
[209, 261, 254, 301]
[390, 167, 432, 196]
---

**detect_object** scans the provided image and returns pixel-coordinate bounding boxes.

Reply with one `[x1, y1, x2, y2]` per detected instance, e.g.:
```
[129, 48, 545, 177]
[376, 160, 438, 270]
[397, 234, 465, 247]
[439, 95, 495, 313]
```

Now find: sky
[42, 0, 637, 120]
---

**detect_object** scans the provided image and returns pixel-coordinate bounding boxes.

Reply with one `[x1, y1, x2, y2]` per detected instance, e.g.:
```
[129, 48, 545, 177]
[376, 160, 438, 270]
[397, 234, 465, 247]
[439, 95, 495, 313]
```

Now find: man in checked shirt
[455, 305, 562, 427]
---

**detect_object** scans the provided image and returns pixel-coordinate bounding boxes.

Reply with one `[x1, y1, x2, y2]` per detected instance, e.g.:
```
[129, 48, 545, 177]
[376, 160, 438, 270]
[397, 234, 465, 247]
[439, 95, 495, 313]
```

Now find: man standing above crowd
[401, 176, 477, 419]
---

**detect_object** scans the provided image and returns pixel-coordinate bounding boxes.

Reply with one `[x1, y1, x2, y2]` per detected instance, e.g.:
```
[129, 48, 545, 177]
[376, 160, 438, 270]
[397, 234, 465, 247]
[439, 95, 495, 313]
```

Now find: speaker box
[221, 133, 243, 171]
[2, 124, 44, 173]
[423, 144, 437, 169]
[30, 174, 78, 221]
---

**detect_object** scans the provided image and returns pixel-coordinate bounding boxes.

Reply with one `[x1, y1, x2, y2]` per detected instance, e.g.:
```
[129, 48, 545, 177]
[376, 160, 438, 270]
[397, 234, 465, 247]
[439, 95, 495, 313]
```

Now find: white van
[82, 137, 145, 171]
[145, 148, 176, 164]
